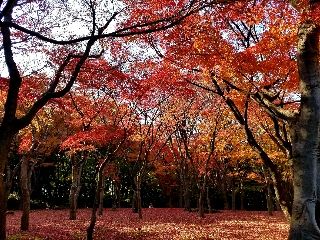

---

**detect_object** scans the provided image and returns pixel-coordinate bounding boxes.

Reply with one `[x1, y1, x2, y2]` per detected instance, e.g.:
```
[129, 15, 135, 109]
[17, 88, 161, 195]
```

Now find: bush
[7, 193, 20, 210]
[30, 200, 47, 210]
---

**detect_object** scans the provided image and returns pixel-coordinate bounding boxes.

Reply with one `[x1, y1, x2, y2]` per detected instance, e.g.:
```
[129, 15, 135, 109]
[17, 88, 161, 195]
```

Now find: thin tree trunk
[98, 169, 105, 215]
[136, 175, 143, 219]
[181, 163, 190, 211]
[168, 185, 172, 208]
[117, 181, 121, 208]
[69, 158, 84, 220]
[240, 182, 245, 211]
[112, 180, 117, 210]
[231, 178, 236, 211]
[20, 155, 30, 230]
[20, 137, 38, 231]
[206, 186, 212, 214]
[87, 162, 105, 240]
[275, 197, 281, 212]
[262, 166, 273, 216]
[266, 182, 273, 216]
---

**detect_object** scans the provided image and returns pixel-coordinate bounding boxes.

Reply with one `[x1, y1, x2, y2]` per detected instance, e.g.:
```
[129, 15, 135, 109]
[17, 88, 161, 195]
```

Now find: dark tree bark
[206, 186, 212, 214]
[20, 154, 32, 230]
[239, 181, 245, 211]
[116, 181, 121, 209]
[179, 185, 183, 208]
[98, 168, 106, 216]
[132, 189, 138, 213]
[181, 162, 191, 212]
[198, 187, 205, 218]
[0, 0, 216, 237]
[69, 155, 85, 220]
[231, 178, 236, 212]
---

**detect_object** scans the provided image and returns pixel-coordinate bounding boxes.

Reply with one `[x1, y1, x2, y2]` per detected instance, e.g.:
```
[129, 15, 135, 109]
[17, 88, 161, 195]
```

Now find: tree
[122, 98, 171, 219]
[0, 0, 216, 238]
[18, 108, 66, 230]
[148, 0, 320, 238]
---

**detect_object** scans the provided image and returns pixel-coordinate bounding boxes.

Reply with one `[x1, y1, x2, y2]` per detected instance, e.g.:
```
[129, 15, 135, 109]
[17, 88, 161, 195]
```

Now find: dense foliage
[2, 0, 320, 239]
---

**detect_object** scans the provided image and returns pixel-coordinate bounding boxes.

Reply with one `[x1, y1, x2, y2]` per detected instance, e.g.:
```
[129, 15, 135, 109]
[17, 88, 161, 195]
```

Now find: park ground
[6, 208, 289, 239]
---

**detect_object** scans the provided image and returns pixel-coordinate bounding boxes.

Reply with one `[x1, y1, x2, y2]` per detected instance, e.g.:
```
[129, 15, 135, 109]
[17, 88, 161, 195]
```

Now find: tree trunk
[222, 187, 230, 210]
[168, 185, 172, 208]
[112, 180, 117, 211]
[179, 185, 183, 208]
[98, 170, 105, 215]
[240, 181, 245, 211]
[20, 155, 31, 230]
[262, 166, 273, 216]
[231, 178, 236, 211]
[136, 175, 143, 219]
[0, 129, 18, 239]
[264, 185, 273, 216]
[132, 190, 138, 213]
[206, 186, 212, 214]
[198, 187, 205, 218]
[181, 163, 190, 211]
[87, 163, 104, 240]
[0, 177, 9, 240]
[117, 181, 121, 209]
[288, 22, 320, 240]
[69, 160, 84, 220]
[265, 182, 273, 216]
[275, 197, 281, 212]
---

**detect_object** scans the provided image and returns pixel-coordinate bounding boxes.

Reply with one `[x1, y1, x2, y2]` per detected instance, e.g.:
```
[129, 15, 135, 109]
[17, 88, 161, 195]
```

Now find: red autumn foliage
[6, 208, 288, 239]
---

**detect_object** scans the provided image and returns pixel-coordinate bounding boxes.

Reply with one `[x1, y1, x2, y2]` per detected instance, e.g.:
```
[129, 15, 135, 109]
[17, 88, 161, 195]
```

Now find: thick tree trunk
[20, 155, 31, 230]
[132, 190, 138, 213]
[179, 185, 183, 208]
[222, 188, 230, 210]
[198, 187, 205, 218]
[288, 22, 320, 240]
[0, 176, 9, 240]
[0, 129, 17, 240]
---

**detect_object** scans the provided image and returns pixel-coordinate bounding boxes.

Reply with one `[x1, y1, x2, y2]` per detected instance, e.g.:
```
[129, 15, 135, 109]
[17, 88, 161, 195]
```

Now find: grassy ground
[6, 208, 289, 239]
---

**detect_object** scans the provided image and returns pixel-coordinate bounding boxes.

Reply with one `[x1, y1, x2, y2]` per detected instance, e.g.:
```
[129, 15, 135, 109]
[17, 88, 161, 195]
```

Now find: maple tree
[0, 0, 218, 239]
[2, 74, 72, 231]
[121, 97, 172, 219]
[60, 85, 133, 238]
[142, 0, 320, 238]
[3, 0, 320, 239]
[58, 58, 130, 220]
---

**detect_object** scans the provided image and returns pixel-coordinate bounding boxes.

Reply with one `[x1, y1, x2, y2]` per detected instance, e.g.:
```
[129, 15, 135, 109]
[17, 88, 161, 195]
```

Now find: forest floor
[6, 208, 289, 239]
